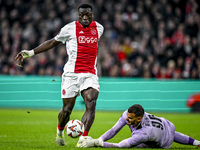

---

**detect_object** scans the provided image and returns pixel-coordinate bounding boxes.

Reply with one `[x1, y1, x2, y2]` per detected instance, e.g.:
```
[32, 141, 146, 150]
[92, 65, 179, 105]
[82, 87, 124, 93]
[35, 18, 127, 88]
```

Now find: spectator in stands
[0, 0, 200, 79]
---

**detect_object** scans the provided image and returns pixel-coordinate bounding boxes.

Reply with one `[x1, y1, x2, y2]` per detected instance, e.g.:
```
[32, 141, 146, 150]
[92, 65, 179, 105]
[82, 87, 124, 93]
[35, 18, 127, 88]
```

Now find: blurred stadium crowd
[0, 0, 200, 79]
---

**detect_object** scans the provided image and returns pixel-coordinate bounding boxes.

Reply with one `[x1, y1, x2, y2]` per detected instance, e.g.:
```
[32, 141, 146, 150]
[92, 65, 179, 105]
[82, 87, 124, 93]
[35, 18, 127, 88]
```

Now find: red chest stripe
[75, 21, 98, 75]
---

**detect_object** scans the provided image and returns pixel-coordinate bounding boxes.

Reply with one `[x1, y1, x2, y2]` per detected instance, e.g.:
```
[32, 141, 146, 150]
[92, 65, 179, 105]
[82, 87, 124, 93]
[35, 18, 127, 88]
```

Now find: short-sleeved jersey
[101, 110, 175, 149]
[54, 21, 104, 75]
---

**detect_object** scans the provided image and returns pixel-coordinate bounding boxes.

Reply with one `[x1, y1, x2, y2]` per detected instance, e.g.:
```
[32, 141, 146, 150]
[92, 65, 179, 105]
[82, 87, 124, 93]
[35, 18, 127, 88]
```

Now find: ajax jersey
[54, 21, 104, 75]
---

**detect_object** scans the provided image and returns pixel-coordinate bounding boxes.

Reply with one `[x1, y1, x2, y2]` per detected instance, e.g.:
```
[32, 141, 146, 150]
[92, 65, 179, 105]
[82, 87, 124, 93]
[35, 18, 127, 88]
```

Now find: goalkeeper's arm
[78, 137, 132, 148]
[100, 119, 125, 142]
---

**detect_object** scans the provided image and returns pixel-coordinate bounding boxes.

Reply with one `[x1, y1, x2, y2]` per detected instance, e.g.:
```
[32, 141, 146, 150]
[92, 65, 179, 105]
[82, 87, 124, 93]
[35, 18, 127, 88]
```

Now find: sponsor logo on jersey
[78, 36, 98, 43]
[79, 30, 84, 34]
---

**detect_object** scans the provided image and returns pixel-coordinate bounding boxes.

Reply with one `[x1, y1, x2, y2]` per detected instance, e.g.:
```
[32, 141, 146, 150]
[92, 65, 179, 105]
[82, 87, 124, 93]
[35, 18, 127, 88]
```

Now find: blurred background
[1, 0, 200, 79]
[1, 0, 200, 112]
[1, 2, 200, 149]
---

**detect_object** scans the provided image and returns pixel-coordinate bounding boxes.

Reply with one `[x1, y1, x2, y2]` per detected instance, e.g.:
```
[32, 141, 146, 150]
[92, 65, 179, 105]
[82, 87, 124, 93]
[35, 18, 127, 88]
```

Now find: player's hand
[15, 50, 35, 62]
[76, 136, 93, 147]
[94, 137, 103, 147]
[78, 138, 95, 148]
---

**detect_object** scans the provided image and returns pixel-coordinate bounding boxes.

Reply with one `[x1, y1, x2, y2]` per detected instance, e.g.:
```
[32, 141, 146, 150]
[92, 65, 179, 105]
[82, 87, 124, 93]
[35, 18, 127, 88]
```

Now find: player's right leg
[174, 131, 200, 148]
[57, 72, 80, 146]
[56, 97, 76, 146]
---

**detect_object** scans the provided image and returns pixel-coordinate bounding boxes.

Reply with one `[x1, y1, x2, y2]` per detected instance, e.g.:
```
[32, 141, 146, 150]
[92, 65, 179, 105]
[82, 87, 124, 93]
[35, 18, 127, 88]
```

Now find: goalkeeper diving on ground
[77, 104, 200, 149]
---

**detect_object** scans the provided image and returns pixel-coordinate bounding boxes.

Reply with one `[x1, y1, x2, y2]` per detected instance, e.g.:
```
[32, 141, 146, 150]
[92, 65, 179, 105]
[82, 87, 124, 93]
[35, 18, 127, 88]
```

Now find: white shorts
[61, 72, 100, 98]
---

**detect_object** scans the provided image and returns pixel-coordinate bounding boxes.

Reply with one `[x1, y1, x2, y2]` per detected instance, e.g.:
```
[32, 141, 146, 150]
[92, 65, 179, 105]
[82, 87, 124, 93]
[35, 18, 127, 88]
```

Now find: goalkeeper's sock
[193, 140, 200, 146]
[82, 131, 88, 136]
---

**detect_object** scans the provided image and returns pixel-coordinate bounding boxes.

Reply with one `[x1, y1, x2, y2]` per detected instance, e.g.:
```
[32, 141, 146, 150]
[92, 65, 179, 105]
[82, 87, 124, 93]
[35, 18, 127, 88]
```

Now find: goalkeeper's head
[126, 104, 144, 127]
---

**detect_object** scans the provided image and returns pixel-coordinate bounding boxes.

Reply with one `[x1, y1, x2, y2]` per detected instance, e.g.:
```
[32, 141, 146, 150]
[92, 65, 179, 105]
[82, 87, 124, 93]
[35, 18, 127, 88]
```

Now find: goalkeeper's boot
[56, 130, 65, 146]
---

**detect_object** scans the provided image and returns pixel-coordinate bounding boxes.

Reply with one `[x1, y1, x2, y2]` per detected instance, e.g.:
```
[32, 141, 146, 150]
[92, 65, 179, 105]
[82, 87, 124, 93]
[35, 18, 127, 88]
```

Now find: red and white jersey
[54, 21, 104, 75]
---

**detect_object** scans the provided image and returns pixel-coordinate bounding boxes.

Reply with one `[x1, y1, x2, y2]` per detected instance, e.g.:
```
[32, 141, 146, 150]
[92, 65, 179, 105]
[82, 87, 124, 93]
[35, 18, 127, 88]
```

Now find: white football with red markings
[65, 119, 84, 138]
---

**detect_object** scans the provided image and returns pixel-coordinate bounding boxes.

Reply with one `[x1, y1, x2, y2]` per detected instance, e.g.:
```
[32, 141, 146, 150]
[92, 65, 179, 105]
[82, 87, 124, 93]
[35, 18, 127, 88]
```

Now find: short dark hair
[128, 104, 144, 117]
[78, 3, 93, 11]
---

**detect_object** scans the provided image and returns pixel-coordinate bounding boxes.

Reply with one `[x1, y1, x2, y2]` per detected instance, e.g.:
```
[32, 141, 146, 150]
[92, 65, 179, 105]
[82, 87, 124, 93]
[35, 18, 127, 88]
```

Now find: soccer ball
[66, 119, 84, 138]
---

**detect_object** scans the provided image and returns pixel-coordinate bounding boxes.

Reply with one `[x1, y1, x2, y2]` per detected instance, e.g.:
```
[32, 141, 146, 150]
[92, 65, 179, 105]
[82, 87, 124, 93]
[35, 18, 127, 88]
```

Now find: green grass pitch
[0, 109, 199, 150]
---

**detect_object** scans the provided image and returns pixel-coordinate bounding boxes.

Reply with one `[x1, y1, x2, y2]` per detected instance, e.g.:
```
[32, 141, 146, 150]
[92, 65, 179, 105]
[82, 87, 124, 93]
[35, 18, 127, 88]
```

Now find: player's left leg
[81, 87, 99, 135]
[174, 131, 200, 147]
[76, 88, 98, 147]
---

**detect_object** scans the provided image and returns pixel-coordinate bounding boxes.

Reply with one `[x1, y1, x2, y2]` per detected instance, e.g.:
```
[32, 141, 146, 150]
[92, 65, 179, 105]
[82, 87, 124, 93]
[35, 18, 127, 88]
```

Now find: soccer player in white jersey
[15, 3, 104, 146]
[78, 104, 200, 148]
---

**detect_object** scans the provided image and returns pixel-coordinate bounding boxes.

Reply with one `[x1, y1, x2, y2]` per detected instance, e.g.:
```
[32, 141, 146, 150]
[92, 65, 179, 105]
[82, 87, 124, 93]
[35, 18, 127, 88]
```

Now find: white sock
[193, 140, 200, 146]
[57, 127, 64, 137]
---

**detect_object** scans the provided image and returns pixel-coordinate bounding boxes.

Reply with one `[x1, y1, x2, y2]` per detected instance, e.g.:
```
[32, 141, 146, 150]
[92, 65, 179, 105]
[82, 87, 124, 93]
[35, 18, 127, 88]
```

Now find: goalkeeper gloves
[94, 138, 103, 147]
[77, 137, 103, 148]
[77, 138, 95, 148]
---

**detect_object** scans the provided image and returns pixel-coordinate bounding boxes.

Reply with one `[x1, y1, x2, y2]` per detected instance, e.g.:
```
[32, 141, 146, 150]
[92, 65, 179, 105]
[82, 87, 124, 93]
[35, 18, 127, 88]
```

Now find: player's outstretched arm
[100, 117, 126, 142]
[15, 38, 61, 62]
[78, 137, 133, 148]
[102, 138, 132, 148]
